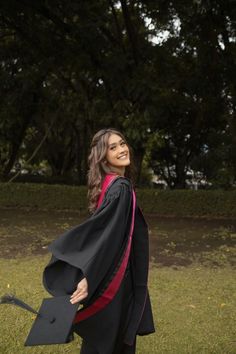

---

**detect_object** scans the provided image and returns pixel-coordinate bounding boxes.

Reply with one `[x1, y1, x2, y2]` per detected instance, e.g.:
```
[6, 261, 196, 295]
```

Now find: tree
[0, 0, 235, 186]
[144, 0, 235, 188]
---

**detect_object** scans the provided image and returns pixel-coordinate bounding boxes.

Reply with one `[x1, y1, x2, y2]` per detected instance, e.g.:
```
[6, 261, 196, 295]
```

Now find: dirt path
[0, 208, 235, 268]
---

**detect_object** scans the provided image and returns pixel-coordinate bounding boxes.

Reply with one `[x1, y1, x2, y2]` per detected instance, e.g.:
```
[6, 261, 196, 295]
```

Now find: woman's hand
[70, 277, 88, 304]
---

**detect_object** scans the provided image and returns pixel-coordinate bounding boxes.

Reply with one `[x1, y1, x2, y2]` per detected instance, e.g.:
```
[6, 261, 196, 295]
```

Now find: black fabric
[43, 177, 155, 354]
[80, 340, 98, 354]
[80, 340, 136, 354]
[80, 341, 136, 354]
[124, 206, 155, 344]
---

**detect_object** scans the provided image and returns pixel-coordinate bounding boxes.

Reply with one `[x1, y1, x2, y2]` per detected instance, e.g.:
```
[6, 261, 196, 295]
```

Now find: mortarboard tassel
[0, 294, 55, 323]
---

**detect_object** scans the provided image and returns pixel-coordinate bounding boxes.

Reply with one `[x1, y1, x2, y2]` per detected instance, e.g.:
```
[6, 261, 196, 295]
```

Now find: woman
[43, 128, 155, 354]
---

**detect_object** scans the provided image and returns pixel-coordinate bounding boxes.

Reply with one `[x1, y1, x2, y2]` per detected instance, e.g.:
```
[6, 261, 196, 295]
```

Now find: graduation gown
[43, 175, 155, 354]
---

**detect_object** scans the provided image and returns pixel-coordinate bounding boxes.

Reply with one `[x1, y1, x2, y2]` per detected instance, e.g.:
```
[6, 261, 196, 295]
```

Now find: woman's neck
[107, 166, 125, 177]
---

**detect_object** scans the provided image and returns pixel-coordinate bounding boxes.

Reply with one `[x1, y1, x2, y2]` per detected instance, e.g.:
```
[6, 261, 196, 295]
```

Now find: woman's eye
[121, 141, 126, 146]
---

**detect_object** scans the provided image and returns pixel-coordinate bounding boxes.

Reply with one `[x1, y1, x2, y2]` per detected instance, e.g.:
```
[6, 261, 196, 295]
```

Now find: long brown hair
[87, 128, 135, 213]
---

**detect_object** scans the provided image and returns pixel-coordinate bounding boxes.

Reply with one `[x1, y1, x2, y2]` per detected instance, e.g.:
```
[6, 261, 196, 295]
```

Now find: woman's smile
[117, 152, 128, 160]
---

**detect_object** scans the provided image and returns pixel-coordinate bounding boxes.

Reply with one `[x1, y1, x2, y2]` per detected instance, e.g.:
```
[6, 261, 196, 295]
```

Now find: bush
[136, 188, 236, 218]
[0, 182, 236, 218]
[0, 182, 87, 213]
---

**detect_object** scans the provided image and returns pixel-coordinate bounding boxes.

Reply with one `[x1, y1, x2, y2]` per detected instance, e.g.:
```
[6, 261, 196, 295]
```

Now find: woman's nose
[118, 145, 125, 153]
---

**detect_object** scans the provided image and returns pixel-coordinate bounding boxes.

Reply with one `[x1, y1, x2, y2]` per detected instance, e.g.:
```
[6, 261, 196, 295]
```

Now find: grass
[0, 256, 235, 354]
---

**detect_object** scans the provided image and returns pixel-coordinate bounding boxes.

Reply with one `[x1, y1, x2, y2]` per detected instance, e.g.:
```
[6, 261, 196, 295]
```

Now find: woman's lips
[118, 153, 128, 159]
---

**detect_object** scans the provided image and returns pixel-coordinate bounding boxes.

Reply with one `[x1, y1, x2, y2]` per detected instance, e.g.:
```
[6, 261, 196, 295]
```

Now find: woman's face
[105, 134, 130, 173]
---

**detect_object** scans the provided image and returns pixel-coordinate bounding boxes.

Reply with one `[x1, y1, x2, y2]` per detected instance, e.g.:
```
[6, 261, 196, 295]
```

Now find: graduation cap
[0, 294, 79, 346]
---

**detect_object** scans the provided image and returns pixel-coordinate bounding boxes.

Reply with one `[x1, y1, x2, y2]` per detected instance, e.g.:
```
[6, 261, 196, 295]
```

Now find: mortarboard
[0, 294, 79, 346]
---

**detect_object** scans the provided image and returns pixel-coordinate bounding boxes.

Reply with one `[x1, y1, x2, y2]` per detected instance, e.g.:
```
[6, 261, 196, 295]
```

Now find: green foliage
[0, 0, 235, 186]
[136, 188, 236, 218]
[1, 182, 236, 218]
[0, 183, 87, 212]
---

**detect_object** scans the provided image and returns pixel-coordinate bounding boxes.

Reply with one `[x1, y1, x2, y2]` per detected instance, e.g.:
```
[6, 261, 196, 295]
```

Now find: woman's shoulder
[110, 175, 132, 189]
[105, 176, 132, 199]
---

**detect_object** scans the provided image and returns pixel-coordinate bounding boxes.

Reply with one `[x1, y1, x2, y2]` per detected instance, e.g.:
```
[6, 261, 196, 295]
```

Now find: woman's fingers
[71, 286, 87, 301]
[72, 284, 85, 297]
[70, 277, 88, 304]
[70, 291, 88, 304]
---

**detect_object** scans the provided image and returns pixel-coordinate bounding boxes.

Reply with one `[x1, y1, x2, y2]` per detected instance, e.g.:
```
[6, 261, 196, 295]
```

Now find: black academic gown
[43, 177, 155, 354]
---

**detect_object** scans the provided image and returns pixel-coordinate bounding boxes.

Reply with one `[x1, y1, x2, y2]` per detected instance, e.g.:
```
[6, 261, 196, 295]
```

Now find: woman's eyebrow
[108, 139, 123, 147]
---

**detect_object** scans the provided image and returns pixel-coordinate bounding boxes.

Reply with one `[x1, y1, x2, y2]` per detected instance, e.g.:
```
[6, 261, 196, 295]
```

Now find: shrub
[0, 183, 236, 218]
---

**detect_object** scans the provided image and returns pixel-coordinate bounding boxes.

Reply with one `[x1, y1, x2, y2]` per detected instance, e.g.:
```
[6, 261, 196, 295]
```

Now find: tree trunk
[3, 92, 39, 178]
[133, 147, 145, 184]
[174, 158, 187, 189]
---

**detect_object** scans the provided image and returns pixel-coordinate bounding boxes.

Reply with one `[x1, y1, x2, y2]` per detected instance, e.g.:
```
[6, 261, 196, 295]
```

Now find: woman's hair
[87, 128, 135, 213]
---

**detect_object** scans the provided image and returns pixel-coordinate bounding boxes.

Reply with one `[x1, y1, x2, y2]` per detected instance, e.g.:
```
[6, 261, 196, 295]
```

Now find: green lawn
[0, 256, 235, 354]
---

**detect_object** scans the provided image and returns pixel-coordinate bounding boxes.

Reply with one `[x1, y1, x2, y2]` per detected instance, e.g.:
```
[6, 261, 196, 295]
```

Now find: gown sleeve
[43, 179, 133, 303]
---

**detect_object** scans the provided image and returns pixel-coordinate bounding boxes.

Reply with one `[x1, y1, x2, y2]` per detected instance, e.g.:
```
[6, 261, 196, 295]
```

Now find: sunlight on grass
[0, 256, 235, 353]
